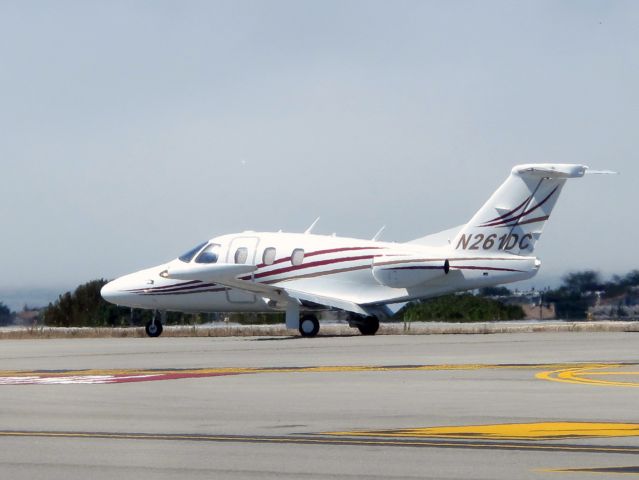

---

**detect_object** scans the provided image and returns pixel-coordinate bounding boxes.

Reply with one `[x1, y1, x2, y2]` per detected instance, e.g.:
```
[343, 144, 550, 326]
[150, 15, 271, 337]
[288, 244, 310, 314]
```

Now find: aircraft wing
[281, 288, 369, 316]
[164, 262, 369, 315]
[166, 263, 258, 282]
[165, 263, 287, 298]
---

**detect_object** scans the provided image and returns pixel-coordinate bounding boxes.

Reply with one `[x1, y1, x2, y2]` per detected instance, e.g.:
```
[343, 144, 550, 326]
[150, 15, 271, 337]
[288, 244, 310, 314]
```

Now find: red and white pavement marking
[0, 374, 163, 385]
[0, 371, 242, 385]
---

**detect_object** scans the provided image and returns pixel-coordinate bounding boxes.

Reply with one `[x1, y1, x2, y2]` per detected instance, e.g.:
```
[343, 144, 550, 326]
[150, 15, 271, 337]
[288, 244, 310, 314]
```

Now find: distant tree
[478, 286, 512, 297]
[0, 301, 12, 326]
[544, 270, 603, 319]
[402, 294, 525, 322]
[544, 289, 590, 319]
[43, 279, 130, 327]
[622, 270, 639, 287]
[561, 270, 603, 293]
[43, 280, 209, 327]
[616, 302, 628, 318]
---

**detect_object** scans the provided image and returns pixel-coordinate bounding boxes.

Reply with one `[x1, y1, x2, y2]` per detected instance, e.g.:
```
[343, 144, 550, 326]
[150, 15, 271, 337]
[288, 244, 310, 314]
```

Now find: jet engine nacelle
[372, 256, 450, 288]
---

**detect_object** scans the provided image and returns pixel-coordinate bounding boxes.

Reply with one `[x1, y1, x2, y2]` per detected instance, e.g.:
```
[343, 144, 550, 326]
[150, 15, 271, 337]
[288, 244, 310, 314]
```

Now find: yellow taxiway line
[1, 430, 639, 455]
[1, 362, 638, 388]
[0, 362, 619, 378]
[324, 422, 639, 441]
[536, 365, 639, 388]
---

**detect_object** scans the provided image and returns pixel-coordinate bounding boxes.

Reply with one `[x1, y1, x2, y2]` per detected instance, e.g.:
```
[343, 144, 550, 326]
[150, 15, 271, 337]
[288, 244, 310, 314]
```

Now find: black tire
[298, 315, 320, 338]
[145, 319, 163, 337]
[357, 316, 379, 336]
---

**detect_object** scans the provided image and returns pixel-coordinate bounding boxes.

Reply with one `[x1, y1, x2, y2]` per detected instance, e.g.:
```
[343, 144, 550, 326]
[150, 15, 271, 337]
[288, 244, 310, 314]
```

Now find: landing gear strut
[145, 311, 164, 337]
[299, 314, 320, 338]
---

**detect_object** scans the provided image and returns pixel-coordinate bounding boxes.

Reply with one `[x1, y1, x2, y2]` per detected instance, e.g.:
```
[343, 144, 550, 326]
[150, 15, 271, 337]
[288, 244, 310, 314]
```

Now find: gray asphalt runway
[1, 332, 638, 479]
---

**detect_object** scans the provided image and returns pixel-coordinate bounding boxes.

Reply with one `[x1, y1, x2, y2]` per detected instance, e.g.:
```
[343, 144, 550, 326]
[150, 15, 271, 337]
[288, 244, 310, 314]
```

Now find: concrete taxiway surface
[1, 332, 639, 479]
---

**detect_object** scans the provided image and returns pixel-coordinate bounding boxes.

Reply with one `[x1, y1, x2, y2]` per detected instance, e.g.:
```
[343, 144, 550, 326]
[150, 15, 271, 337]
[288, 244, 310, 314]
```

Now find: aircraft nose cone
[101, 279, 128, 305]
[100, 280, 116, 303]
[100, 273, 157, 309]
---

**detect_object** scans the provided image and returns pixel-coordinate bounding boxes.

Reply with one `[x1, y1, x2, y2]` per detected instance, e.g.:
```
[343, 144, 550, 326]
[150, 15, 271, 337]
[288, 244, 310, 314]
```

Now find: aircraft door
[225, 236, 259, 304]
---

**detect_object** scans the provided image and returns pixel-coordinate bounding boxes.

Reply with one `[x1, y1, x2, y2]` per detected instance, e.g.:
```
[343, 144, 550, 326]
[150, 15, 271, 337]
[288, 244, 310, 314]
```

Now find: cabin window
[234, 247, 248, 264]
[291, 248, 305, 266]
[262, 247, 276, 265]
[179, 242, 207, 263]
[195, 243, 221, 264]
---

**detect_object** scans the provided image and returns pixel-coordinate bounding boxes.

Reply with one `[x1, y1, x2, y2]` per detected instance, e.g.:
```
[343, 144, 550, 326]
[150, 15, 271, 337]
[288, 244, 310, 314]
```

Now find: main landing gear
[297, 313, 380, 337]
[145, 311, 165, 338]
[350, 315, 380, 336]
[299, 314, 320, 338]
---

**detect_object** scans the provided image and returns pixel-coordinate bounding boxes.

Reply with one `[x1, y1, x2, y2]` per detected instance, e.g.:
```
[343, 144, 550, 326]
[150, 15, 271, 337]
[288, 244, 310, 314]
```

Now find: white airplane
[101, 163, 609, 338]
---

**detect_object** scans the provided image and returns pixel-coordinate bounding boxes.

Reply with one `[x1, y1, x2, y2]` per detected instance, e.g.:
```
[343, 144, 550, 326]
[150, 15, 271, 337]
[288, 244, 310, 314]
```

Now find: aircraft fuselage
[101, 231, 539, 315]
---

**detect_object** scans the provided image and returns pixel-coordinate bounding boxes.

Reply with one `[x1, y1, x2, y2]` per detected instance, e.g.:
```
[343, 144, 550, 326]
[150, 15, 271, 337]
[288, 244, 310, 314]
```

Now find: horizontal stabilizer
[512, 164, 587, 178]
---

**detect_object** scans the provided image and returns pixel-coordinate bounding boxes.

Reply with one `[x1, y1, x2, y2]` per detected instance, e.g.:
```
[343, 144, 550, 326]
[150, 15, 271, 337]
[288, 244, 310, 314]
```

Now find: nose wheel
[299, 314, 320, 338]
[145, 311, 164, 337]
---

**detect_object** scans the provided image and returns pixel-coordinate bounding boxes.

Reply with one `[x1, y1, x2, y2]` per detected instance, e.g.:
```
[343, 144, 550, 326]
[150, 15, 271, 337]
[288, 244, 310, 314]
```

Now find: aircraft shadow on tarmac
[252, 334, 360, 341]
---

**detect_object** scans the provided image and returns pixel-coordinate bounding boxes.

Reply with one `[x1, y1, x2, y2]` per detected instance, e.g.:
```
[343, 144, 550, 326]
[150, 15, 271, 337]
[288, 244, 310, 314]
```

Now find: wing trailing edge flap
[168, 263, 371, 315]
[175, 273, 369, 315]
[212, 278, 289, 301]
[283, 288, 369, 316]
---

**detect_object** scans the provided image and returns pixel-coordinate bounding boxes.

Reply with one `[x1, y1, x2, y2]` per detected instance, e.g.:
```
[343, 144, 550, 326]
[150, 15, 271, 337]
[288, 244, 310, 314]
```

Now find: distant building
[588, 288, 639, 320]
[485, 290, 557, 320]
[521, 303, 556, 320]
[14, 309, 41, 326]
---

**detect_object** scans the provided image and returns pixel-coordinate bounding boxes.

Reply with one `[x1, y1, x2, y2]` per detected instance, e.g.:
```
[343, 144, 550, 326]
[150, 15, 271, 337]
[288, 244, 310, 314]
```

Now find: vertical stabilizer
[452, 164, 587, 255]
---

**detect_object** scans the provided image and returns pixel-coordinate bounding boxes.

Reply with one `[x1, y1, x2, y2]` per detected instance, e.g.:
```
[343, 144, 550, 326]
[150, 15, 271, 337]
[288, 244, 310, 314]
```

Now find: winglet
[304, 217, 320, 234]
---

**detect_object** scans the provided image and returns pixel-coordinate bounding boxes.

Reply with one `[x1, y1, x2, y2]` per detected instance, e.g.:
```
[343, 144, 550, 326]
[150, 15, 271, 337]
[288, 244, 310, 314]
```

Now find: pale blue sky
[1, 1, 636, 294]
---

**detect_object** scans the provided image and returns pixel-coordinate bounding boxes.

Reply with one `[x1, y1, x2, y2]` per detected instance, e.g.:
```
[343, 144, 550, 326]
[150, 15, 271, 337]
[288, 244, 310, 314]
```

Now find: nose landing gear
[145, 311, 165, 337]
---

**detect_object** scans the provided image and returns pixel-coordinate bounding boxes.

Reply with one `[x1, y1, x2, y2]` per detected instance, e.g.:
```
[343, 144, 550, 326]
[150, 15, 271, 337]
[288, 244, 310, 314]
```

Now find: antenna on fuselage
[372, 225, 386, 241]
[304, 217, 320, 234]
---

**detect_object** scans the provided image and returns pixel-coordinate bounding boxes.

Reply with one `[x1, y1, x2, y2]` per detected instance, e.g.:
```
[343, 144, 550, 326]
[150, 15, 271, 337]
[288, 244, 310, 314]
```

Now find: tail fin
[452, 164, 588, 255]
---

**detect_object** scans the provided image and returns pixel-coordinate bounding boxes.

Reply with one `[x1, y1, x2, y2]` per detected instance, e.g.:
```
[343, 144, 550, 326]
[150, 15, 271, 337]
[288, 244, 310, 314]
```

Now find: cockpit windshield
[195, 243, 222, 264]
[178, 242, 207, 263]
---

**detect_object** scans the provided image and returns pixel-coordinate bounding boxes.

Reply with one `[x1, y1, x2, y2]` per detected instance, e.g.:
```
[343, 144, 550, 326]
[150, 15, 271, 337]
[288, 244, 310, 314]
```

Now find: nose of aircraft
[100, 278, 127, 306]
[100, 268, 161, 309]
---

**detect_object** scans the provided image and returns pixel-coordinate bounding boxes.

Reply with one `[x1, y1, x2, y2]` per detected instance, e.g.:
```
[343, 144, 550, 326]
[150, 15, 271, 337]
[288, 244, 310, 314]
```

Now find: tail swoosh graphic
[478, 186, 559, 228]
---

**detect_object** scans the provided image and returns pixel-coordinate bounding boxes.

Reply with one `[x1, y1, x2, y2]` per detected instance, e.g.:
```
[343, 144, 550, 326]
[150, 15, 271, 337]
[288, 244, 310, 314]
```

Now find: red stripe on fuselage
[251, 254, 379, 281]
[254, 246, 382, 269]
[451, 265, 523, 273]
[126, 280, 202, 293]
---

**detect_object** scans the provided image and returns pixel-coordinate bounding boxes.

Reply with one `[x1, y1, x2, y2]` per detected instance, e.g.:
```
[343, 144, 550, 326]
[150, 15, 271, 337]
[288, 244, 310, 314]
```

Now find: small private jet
[101, 163, 609, 337]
